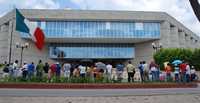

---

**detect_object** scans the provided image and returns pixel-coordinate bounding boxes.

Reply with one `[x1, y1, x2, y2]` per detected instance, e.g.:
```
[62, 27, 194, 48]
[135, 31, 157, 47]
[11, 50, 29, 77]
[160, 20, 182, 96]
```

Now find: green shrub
[153, 48, 199, 71]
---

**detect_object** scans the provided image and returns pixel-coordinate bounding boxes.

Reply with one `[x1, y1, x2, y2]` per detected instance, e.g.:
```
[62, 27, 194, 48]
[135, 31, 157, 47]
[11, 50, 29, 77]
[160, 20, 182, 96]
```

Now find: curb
[0, 83, 198, 89]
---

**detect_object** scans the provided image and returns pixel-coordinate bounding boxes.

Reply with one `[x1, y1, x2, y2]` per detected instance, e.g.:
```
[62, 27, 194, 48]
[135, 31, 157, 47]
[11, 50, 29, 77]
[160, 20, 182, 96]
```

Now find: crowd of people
[0, 59, 199, 83]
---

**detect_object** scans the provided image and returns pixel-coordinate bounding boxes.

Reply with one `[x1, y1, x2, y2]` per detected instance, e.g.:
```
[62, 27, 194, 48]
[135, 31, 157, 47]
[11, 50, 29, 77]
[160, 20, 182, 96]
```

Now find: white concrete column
[190, 37, 194, 48]
[178, 31, 185, 48]
[160, 21, 170, 48]
[170, 26, 179, 48]
[0, 24, 9, 62]
[7, 20, 14, 63]
[185, 34, 190, 48]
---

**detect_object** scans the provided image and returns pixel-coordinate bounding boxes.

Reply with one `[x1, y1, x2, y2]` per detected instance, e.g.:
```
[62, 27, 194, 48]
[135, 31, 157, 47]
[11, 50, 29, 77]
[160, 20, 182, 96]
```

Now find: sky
[0, 0, 200, 35]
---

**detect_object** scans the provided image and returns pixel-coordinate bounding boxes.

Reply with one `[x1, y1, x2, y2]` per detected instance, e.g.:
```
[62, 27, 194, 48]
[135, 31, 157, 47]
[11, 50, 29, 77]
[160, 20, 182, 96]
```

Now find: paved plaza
[0, 87, 200, 103]
[0, 94, 200, 103]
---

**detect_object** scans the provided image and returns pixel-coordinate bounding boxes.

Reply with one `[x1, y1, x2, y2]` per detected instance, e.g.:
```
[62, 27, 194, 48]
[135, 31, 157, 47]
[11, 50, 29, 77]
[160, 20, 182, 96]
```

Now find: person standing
[174, 64, 180, 82]
[22, 62, 28, 80]
[55, 62, 61, 81]
[86, 66, 92, 77]
[116, 62, 125, 82]
[179, 62, 187, 83]
[63, 62, 71, 78]
[13, 60, 19, 78]
[43, 62, 49, 74]
[149, 61, 159, 81]
[165, 63, 172, 82]
[28, 62, 35, 80]
[138, 61, 144, 82]
[79, 64, 86, 78]
[106, 63, 113, 80]
[191, 66, 197, 81]
[36, 60, 44, 81]
[186, 63, 191, 83]
[48, 63, 56, 82]
[143, 61, 149, 82]
[126, 61, 135, 82]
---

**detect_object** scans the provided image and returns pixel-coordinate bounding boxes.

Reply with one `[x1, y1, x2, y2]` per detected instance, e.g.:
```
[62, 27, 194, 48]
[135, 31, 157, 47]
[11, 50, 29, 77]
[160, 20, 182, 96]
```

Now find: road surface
[0, 88, 200, 97]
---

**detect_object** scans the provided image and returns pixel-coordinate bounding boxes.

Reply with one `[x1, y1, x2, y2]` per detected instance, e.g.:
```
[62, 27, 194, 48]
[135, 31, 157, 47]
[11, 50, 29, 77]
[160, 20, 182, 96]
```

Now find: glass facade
[49, 44, 134, 59]
[20, 20, 160, 59]
[21, 21, 160, 38]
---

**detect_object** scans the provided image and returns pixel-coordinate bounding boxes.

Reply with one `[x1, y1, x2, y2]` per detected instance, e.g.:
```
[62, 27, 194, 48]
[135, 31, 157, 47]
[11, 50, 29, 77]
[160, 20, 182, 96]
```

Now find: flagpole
[8, 9, 15, 64]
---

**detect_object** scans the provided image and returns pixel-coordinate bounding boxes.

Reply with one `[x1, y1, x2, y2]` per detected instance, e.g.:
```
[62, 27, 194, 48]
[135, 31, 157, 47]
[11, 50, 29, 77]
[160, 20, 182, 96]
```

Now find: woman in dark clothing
[43, 62, 49, 74]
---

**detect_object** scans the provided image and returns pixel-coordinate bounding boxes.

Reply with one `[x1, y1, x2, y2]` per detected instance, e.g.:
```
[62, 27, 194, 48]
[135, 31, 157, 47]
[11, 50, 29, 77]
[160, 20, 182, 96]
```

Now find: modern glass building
[0, 9, 199, 65]
[21, 21, 160, 60]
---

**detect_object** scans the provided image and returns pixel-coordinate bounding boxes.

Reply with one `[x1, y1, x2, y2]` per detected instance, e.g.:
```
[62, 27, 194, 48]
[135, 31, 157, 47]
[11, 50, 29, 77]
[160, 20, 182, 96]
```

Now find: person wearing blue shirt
[28, 62, 35, 80]
[138, 61, 144, 82]
[116, 63, 125, 82]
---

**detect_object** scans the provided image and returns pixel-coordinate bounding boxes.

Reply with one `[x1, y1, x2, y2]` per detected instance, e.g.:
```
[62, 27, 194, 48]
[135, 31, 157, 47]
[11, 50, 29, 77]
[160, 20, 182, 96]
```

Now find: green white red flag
[15, 8, 45, 50]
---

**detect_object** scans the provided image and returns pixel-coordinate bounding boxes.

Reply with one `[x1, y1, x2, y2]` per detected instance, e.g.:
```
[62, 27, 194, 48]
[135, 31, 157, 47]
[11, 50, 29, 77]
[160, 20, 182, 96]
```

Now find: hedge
[153, 48, 200, 71]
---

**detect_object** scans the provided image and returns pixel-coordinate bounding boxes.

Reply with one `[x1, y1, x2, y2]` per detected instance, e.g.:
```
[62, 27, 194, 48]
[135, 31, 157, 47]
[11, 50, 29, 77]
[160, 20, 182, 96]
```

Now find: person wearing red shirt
[179, 62, 187, 83]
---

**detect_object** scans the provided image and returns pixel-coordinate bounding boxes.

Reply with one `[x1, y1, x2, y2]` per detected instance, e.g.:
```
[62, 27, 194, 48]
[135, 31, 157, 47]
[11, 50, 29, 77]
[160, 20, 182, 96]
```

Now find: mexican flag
[15, 9, 45, 50]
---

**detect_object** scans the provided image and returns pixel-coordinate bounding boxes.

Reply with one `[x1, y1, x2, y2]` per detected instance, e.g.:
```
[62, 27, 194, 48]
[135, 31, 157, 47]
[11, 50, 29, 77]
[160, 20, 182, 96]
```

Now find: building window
[106, 22, 111, 30]
[135, 22, 144, 30]
[40, 21, 46, 30]
[19, 21, 160, 39]
[49, 43, 135, 59]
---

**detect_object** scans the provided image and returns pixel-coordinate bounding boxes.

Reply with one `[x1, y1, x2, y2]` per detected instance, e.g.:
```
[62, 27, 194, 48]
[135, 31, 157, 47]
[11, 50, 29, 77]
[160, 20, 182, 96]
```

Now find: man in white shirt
[63, 63, 71, 78]
[22, 62, 28, 79]
[143, 61, 149, 81]
[106, 64, 112, 80]
[13, 60, 19, 78]
[79, 65, 86, 77]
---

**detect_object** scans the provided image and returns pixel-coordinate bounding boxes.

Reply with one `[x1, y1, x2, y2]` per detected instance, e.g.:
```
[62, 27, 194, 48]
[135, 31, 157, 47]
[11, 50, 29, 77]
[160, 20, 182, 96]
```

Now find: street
[0, 87, 200, 97]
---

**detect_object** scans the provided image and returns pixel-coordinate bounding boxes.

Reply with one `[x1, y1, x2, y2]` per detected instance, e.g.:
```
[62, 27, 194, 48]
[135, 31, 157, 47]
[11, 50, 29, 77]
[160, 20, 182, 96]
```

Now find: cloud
[70, 0, 200, 35]
[0, 0, 199, 35]
[0, 0, 60, 16]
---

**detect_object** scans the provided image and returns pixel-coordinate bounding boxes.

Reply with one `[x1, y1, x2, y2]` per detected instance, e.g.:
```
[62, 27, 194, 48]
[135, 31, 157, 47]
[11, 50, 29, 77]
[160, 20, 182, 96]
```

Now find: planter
[0, 83, 197, 89]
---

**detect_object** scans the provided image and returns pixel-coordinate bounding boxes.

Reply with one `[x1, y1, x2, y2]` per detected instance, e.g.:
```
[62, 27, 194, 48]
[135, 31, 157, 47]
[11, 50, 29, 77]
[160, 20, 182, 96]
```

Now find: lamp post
[152, 42, 162, 52]
[16, 42, 29, 67]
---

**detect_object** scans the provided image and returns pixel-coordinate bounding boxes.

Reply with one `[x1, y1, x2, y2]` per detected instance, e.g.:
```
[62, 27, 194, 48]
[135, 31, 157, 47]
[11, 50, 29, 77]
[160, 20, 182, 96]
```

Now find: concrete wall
[0, 23, 9, 63]
[159, 20, 199, 49]
[134, 41, 155, 65]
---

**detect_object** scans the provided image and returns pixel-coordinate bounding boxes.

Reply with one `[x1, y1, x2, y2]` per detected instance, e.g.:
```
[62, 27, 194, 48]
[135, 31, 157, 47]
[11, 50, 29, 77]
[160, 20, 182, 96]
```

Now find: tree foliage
[153, 48, 200, 70]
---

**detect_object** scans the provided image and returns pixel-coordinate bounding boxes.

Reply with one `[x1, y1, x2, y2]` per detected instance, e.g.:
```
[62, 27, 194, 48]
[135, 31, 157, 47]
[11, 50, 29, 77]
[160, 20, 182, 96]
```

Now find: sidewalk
[0, 94, 200, 103]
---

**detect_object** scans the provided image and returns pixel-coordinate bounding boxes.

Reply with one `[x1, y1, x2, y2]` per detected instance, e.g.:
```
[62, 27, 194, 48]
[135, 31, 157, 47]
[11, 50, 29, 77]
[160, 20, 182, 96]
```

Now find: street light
[152, 42, 162, 52]
[16, 42, 29, 67]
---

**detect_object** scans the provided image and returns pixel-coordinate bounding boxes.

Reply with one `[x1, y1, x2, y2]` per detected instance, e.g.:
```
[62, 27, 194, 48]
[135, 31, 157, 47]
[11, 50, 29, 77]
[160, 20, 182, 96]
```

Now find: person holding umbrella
[174, 64, 180, 82]
[172, 60, 182, 82]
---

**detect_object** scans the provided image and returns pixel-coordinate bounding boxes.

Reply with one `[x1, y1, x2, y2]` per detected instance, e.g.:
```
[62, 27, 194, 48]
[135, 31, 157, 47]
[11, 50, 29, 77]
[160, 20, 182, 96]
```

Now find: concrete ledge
[0, 83, 197, 89]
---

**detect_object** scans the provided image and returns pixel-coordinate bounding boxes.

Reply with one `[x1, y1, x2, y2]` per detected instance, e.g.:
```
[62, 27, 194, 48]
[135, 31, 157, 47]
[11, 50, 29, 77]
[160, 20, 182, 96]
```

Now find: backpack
[3, 66, 9, 73]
